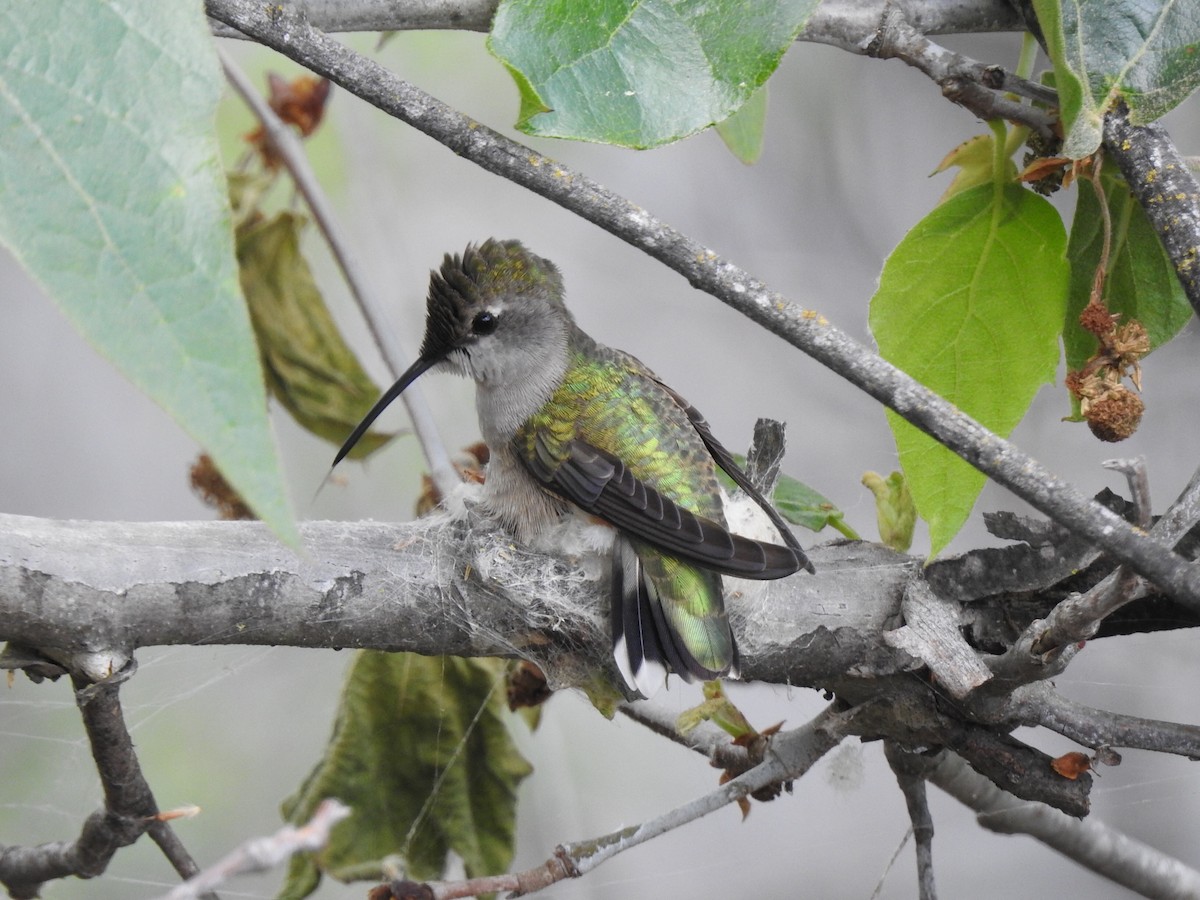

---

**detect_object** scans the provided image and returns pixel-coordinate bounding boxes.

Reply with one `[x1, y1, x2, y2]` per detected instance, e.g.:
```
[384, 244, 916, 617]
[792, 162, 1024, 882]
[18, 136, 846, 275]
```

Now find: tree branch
[885, 743, 939, 900]
[159, 798, 350, 900]
[0, 672, 212, 900]
[380, 705, 847, 899]
[208, 0, 1024, 40]
[826, 3, 1057, 138]
[1104, 102, 1200, 319]
[931, 752, 1200, 897]
[985, 461, 1200, 685]
[1003, 681, 1200, 759]
[0, 511, 911, 690]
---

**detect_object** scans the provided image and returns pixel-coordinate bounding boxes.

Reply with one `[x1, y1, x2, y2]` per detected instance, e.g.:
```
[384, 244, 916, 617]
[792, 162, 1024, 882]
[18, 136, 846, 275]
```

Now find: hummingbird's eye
[472, 311, 498, 335]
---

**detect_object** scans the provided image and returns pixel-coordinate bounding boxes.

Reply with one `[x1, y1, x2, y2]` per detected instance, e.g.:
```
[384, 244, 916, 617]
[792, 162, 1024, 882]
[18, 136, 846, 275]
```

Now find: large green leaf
[870, 183, 1069, 555]
[0, 2, 295, 541]
[488, 0, 819, 148]
[1033, 0, 1200, 158]
[715, 83, 768, 165]
[1064, 166, 1193, 374]
[279, 652, 532, 897]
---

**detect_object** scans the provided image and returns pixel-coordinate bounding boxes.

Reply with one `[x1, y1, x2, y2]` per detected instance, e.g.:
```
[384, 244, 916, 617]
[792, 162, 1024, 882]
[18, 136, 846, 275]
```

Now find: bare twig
[988, 459, 1188, 677]
[159, 798, 350, 900]
[209, 0, 1024, 40]
[0, 670, 212, 900]
[208, 0, 500, 37]
[1002, 682, 1200, 759]
[885, 743, 939, 900]
[1153, 464, 1200, 547]
[930, 752, 1200, 897]
[1024, 459, 1150, 654]
[618, 701, 752, 773]
[218, 50, 459, 498]
[1108, 457, 1153, 531]
[856, 5, 1057, 139]
[383, 706, 846, 899]
[203, 0, 1200, 619]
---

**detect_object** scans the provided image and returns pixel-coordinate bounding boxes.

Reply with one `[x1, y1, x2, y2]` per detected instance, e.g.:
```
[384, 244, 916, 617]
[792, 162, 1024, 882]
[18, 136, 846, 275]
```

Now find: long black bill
[332, 354, 440, 468]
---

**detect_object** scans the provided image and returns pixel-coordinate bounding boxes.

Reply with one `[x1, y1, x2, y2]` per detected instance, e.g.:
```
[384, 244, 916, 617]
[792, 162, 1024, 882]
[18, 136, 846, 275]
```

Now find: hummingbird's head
[421, 238, 571, 385]
[333, 239, 573, 467]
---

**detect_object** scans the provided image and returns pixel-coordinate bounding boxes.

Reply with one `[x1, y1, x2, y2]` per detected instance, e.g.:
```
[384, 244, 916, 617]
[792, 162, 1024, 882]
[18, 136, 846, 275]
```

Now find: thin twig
[208, 0, 1025, 40]
[218, 49, 459, 498]
[384, 706, 846, 899]
[618, 701, 752, 773]
[0, 670, 215, 900]
[1106, 457, 1153, 530]
[203, 0, 1200, 612]
[885, 743, 938, 900]
[1155, 464, 1200, 547]
[930, 751, 1200, 897]
[859, 6, 1057, 139]
[159, 798, 350, 900]
[987, 458, 1180, 675]
[1003, 681, 1200, 759]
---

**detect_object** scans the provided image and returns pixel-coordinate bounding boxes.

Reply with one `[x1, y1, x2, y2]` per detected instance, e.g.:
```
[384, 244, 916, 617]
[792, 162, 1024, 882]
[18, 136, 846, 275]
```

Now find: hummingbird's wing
[657, 384, 816, 574]
[523, 432, 802, 579]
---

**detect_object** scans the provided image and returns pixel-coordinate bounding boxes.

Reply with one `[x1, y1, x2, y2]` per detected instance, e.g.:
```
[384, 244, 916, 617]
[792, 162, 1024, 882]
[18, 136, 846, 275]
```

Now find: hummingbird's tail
[611, 536, 737, 697]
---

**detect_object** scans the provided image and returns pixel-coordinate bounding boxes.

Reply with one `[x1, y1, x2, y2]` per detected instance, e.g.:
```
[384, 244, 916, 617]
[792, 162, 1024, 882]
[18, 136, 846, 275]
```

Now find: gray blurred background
[2, 25, 1199, 900]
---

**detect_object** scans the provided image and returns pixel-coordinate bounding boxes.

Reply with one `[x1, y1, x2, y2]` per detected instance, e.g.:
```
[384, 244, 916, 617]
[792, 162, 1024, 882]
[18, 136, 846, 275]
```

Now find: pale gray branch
[562, 705, 846, 879]
[390, 705, 846, 899]
[988, 461, 1200, 682]
[160, 799, 350, 900]
[209, 0, 1023, 40]
[0, 512, 911, 690]
[931, 752, 1200, 899]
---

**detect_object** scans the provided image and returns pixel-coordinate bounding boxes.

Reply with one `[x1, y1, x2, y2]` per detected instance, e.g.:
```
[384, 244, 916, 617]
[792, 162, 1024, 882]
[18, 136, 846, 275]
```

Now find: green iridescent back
[515, 330, 726, 524]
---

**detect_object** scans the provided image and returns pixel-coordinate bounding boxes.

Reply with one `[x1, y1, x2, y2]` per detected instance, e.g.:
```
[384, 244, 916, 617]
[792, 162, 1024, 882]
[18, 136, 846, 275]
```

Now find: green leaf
[235, 206, 395, 458]
[1033, 0, 1200, 158]
[1064, 166, 1193, 373]
[861, 471, 916, 553]
[677, 680, 756, 740]
[279, 653, 532, 897]
[772, 472, 860, 539]
[932, 129, 1023, 203]
[715, 84, 768, 164]
[0, 3, 296, 542]
[716, 456, 859, 539]
[487, 0, 819, 148]
[870, 183, 1069, 555]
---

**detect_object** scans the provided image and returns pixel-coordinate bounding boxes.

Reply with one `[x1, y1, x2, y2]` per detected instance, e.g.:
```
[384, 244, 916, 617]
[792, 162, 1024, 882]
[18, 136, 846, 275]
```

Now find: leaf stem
[987, 118, 1008, 199]
[1087, 153, 1113, 302]
[1014, 31, 1039, 83]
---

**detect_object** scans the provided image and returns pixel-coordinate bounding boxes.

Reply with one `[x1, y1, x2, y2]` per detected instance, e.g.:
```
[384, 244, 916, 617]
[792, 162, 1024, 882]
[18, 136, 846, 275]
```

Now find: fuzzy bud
[1085, 387, 1144, 442]
[1078, 299, 1118, 338]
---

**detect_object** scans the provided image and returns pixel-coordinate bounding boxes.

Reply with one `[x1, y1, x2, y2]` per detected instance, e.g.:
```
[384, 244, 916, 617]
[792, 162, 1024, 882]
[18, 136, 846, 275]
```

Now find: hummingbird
[335, 239, 812, 693]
